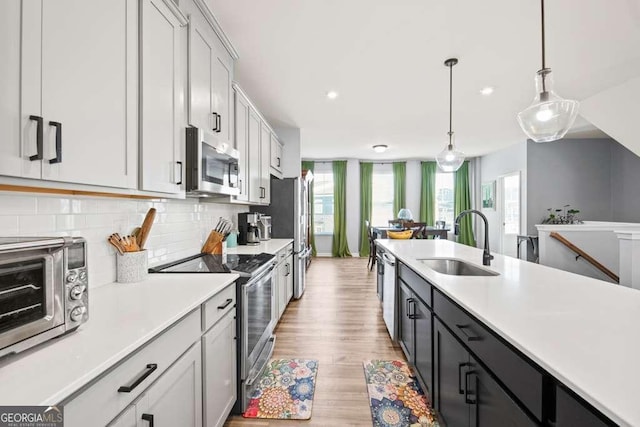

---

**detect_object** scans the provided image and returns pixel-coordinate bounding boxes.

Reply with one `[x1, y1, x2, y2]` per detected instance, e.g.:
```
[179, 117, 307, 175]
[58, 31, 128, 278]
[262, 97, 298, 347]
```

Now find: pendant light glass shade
[436, 135, 465, 172]
[517, 0, 579, 142]
[517, 70, 579, 142]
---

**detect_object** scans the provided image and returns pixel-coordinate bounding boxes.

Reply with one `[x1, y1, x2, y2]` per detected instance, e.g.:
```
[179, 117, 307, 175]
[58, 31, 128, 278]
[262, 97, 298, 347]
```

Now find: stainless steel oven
[239, 263, 277, 411]
[0, 237, 88, 358]
[185, 126, 240, 197]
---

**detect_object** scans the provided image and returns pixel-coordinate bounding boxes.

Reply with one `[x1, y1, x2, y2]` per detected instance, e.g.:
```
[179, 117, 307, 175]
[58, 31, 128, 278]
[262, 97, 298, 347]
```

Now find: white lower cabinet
[109, 342, 203, 427]
[274, 245, 294, 323]
[137, 342, 203, 427]
[285, 253, 294, 303]
[203, 309, 236, 427]
[66, 282, 238, 427]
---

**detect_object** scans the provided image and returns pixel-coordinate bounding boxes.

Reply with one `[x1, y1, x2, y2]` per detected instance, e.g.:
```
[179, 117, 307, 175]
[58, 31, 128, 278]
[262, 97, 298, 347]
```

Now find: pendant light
[436, 58, 465, 172]
[517, 0, 579, 143]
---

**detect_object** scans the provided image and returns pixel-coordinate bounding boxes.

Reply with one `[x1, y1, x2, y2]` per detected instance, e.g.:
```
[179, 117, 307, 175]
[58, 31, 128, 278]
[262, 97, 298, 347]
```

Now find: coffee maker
[238, 212, 261, 245]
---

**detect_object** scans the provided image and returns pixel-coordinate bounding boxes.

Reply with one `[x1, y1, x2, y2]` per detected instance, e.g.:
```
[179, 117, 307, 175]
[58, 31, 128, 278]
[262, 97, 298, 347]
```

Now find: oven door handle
[244, 265, 276, 290]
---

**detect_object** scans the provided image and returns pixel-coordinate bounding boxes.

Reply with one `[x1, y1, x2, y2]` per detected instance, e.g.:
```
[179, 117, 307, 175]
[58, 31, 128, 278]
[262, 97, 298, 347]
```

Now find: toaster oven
[0, 237, 88, 358]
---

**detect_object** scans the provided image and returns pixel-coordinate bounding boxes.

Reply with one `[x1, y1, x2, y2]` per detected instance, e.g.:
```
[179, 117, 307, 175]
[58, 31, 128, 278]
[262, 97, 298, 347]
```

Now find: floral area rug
[363, 360, 439, 427]
[243, 359, 319, 419]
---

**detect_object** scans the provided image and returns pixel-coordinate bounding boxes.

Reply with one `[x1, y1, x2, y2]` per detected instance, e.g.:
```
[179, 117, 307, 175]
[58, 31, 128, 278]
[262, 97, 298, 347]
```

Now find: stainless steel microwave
[185, 127, 240, 197]
[0, 237, 88, 358]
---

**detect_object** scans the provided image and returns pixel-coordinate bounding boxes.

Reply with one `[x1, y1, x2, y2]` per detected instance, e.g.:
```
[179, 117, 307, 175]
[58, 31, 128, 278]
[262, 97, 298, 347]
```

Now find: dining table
[372, 225, 450, 240]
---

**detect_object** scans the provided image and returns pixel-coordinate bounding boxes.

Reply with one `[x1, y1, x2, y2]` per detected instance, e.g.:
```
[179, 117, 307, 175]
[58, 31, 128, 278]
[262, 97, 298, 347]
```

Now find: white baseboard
[315, 252, 360, 258]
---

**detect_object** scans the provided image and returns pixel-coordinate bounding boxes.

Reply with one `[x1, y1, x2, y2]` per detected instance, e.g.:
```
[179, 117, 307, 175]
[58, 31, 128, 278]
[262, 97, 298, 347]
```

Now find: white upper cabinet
[234, 89, 250, 202]
[1, 0, 138, 188]
[188, 2, 234, 148]
[260, 123, 272, 204]
[0, 1, 34, 179]
[248, 109, 263, 204]
[270, 132, 283, 178]
[139, 0, 187, 194]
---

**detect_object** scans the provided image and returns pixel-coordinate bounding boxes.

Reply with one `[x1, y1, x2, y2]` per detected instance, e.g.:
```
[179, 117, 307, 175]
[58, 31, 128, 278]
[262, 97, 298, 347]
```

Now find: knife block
[202, 231, 225, 254]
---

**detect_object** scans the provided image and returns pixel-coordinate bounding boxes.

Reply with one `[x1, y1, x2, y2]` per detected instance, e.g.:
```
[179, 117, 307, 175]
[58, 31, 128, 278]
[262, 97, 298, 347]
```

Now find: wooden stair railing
[549, 232, 620, 283]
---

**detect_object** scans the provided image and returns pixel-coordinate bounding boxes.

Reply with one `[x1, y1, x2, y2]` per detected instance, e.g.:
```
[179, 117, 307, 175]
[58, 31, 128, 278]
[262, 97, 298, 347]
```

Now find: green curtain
[359, 162, 373, 257]
[454, 161, 476, 247]
[332, 160, 352, 257]
[420, 161, 437, 224]
[392, 162, 406, 217]
[301, 161, 317, 256]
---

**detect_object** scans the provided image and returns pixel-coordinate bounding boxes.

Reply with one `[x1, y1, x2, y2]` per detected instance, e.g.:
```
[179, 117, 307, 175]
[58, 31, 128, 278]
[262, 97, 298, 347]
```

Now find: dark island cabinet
[398, 280, 415, 362]
[395, 261, 617, 427]
[434, 319, 537, 427]
[398, 277, 434, 395]
[555, 386, 616, 427]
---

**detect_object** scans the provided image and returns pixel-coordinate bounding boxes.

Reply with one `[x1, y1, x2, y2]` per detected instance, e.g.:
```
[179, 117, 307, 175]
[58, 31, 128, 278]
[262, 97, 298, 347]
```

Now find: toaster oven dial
[70, 285, 85, 300]
[79, 270, 87, 281]
[66, 271, 78, 283]
[70, 306, 87, 322]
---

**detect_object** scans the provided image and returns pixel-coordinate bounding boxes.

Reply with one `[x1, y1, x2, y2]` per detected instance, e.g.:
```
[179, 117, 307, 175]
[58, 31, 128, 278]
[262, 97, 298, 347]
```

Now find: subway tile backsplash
[0, 193, 245, 288]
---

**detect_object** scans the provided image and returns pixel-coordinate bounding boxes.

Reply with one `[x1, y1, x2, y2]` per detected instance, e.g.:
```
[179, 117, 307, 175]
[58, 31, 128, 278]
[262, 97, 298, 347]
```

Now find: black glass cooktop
[149, 253, 275, 276]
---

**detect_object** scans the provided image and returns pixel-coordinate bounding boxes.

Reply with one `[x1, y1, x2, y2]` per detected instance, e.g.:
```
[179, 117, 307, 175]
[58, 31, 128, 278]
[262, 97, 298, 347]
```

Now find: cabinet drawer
[398, 262, 431, 307]
[202, 282, 236, 332]
[64, 309, 201, 427]
[433, 290, 543, 421]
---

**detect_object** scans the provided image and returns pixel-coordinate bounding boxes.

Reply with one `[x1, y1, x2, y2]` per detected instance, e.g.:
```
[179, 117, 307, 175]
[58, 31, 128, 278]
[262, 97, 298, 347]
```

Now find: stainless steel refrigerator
[253, 175, 312, 298]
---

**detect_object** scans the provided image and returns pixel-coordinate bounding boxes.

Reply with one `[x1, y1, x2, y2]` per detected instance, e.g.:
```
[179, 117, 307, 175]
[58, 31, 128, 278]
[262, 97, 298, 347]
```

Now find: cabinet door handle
[408, 299, 418, 319]
[212, 112, 219, 132]
[29, 115, 43, 161]
[465, 370, 477, 405]
[405, 297, 412, 317]
[239, 179, 243, 194]
[48, 121, 62, 164]
[117, 363, 157, 392]
[277, 157, 281, 167]
[217, 298, 233, 310]
[176, 161, 183, 185]
[458, 362, 469, 394]
[217, 113, 221, 133]
[456, 324, 481, 341]
[141, 413, 154, 426]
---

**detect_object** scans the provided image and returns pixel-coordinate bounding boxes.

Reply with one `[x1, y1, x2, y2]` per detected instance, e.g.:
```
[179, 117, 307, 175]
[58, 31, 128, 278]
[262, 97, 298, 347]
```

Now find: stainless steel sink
[418, 258, 499, 276]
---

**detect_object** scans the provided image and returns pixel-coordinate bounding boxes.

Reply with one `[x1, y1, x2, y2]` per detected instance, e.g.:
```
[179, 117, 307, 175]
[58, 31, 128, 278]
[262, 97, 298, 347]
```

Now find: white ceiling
[209, 0, 640, 159]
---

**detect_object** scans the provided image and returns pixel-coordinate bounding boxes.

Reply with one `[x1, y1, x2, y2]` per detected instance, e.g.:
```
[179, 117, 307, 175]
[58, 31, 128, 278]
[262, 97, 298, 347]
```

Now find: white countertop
[0, 273, 238, 405]
[376, 239, 640, 427]
[227, 238, 293, 255]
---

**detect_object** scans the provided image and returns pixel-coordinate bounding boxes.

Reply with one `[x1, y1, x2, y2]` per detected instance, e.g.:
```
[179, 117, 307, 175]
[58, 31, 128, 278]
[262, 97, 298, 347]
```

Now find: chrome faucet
[454, 209, 494, 266]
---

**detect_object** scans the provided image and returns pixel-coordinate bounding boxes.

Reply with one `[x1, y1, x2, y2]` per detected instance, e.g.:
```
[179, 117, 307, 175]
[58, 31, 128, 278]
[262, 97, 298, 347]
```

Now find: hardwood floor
[224, 257, 405, 426]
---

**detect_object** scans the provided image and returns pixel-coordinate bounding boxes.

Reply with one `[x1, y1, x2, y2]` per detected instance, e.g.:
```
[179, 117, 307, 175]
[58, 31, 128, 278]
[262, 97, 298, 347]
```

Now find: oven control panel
[64, 238, 88, 326]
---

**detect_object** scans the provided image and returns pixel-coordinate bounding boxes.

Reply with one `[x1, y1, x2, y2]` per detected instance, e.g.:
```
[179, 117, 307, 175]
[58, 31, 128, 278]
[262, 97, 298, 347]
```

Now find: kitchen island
[376, 239, 638, 426]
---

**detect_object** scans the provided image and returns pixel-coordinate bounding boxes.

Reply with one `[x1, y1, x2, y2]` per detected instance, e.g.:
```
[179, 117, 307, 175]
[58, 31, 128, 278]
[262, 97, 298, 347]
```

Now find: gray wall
[610, 142, 640, 222]
[478, 143, 527, 253]
[526, 138, 614, 234]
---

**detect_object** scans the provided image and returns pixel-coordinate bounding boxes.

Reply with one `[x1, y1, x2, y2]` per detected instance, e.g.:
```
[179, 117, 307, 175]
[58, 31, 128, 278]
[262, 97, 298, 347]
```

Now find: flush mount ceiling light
[436, 58, 465, 172]
[480, 86, 494, 96]
[326, 90, 339, 100]
[372, 144, 388, 153]
[517, 0, 579, 143]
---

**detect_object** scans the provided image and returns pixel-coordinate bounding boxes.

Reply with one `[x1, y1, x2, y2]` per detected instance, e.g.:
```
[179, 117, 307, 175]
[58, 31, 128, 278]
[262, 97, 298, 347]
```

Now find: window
[313, 168, 334, 234]
[435, 172, 455, 226]
[371, 164, 394, 226]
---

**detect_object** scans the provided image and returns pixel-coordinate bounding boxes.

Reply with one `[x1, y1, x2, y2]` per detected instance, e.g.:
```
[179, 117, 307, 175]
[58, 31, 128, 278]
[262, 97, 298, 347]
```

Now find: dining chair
[365, 220, 376, 271]
[409, 222, 427, 239]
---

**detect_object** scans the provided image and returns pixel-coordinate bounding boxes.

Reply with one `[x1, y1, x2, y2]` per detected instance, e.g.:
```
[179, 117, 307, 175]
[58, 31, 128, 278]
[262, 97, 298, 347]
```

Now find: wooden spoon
[137, 208, 156, 249]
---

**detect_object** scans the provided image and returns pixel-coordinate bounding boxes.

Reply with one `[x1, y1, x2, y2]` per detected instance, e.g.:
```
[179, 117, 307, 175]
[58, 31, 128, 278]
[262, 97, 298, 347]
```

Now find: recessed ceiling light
[480, 86, 494, 96]
[372, 144, 388, 153]
[326, 90, 339, 100]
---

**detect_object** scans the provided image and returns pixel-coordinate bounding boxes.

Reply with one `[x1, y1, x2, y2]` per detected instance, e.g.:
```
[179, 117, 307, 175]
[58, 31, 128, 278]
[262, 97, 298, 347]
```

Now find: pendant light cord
[448, 61, 453, 147]
[540, 0, 547, 93]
